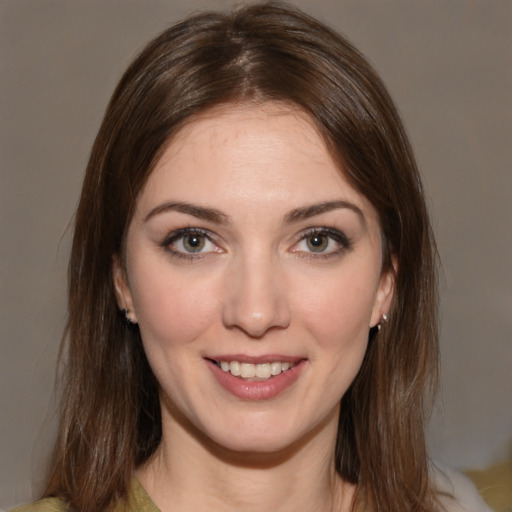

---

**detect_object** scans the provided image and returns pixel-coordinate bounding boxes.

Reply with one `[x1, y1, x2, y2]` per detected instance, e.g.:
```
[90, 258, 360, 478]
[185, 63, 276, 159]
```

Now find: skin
[113, 103, 394, 512]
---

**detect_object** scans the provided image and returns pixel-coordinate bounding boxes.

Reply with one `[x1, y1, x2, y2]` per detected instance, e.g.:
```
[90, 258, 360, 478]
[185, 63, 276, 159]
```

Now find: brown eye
[291, 228, 351, 258]
[183, 233, 205, 252]
[306, 233, 328, 252]
[165, 229, 218, 257]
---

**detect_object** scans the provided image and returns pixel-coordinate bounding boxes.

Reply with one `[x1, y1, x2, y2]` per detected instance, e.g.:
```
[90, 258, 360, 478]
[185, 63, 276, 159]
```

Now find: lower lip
[206, 360, 306, 400]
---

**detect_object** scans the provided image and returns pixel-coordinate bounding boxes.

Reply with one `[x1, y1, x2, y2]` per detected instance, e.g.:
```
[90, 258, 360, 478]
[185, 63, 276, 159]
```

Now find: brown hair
[44, 2, 439, 511]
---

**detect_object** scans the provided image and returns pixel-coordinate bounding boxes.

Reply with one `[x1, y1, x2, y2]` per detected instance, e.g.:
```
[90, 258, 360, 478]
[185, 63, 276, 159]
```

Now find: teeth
[271, 362, 282, 375]
[229, 361, 241, 376]
[217, 360, 294, 380]
[240, 363, 256, 378]
[256, 363, 272, 379]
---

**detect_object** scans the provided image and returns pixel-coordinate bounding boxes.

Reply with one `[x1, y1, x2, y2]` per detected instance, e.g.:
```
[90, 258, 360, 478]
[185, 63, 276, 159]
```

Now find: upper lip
[206, 354, 305, 364]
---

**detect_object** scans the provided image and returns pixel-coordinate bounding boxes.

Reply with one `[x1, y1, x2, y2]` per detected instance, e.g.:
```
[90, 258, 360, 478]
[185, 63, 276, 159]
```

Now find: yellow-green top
[9, 478, 159, 512]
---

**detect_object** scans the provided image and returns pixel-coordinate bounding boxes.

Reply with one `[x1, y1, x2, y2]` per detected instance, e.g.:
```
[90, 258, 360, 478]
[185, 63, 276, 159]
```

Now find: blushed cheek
[132, 271, 221, 349]
[300, 281, 374, 351]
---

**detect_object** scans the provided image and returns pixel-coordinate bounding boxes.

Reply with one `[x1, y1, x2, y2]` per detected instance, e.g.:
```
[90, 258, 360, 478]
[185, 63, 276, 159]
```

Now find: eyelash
[161, 226, 352, 261]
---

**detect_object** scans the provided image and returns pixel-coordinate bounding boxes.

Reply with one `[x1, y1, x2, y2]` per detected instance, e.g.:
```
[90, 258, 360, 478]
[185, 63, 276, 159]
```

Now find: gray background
[1, 0, 511, 508]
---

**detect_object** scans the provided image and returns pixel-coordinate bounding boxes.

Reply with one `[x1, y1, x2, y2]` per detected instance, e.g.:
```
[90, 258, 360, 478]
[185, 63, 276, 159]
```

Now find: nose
[221, 253, 291, 338]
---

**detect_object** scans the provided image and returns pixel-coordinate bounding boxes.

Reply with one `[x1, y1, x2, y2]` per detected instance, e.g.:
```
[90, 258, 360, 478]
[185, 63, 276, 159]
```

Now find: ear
[112, 254, 137, 323]
[369, 259, 396, 328]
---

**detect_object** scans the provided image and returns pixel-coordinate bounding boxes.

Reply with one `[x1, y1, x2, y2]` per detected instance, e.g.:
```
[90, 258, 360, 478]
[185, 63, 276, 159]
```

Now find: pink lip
[206, 358, 307, 400]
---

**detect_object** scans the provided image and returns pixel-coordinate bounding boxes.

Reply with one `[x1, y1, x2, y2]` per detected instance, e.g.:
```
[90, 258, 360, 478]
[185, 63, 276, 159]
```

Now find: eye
[304, 232, 330, 252]
[164, 228, 220, 258]
[291, 228, 351, 257]
[180, 232, 207, 252]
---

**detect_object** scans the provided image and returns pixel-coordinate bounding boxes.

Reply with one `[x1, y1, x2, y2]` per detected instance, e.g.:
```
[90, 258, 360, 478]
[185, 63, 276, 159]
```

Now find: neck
[136, 405, 355, 512]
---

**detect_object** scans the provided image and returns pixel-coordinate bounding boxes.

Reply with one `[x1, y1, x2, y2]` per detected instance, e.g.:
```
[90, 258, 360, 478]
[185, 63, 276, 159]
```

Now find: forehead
[138, 102, 377, 223]
[157, 102, 330, 173]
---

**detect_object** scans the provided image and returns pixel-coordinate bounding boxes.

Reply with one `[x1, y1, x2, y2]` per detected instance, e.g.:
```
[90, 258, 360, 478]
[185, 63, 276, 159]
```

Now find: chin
[195, 408, 336, 462]
[205, 429, 306, 462]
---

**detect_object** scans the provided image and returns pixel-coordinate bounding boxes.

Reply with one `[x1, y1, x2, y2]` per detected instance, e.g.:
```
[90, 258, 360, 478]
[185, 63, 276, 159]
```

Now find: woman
[11, 2, 488, 512]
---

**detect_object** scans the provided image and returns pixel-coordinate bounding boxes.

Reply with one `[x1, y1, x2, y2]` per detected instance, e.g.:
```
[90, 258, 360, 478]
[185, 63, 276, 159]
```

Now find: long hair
[44, 3, 439, 511]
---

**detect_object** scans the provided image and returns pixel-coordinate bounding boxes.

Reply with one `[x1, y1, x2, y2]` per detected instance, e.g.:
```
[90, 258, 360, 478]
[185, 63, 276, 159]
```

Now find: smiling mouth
[210, 360, 298, 380]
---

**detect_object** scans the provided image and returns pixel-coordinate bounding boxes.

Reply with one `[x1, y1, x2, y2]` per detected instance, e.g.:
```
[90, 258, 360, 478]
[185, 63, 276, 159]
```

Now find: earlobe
[369, 263, 396, 328]
[112, 254, 137, 323]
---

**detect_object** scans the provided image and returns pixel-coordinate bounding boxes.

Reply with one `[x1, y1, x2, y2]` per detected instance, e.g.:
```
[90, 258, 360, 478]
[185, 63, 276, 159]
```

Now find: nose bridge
[222, 248, 290, 337]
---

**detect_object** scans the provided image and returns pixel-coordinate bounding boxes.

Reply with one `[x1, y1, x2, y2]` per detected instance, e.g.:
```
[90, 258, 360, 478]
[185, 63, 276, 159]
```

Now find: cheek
[298, 270, 378, 348]
[297, 273, 375, 398]
[129, 259, 221, 348]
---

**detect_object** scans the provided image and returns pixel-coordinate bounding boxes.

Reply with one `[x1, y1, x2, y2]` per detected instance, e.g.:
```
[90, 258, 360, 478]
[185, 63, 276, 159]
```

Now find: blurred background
[1, 0, 511, 508]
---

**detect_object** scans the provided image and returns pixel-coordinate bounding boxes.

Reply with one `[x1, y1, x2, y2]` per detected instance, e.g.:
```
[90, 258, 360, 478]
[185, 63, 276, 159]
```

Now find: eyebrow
[143, 202, 231, 224]
[283, 200, 365, 225]
[143, 199, 365, 226]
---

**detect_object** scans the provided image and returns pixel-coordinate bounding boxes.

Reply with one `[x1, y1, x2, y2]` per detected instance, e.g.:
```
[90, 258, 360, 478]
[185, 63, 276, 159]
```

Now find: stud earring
[377, 313, 388, 331]
[121, 308, 137, 327]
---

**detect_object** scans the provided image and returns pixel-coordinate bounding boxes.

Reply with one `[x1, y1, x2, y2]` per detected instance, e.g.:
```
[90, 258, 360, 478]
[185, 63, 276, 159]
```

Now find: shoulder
[8, 498, 69, 512]
[7, 478, 159, 512]
[432, 463, 493, 512]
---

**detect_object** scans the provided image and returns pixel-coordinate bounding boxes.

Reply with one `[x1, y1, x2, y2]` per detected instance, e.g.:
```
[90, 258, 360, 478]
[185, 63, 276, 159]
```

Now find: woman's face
[114, 103, 394, 454]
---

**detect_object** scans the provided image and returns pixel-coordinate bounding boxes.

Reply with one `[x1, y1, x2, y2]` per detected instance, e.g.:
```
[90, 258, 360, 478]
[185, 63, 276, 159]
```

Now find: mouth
[206, 356, 306, 400]
[208, 359, 298, 380]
